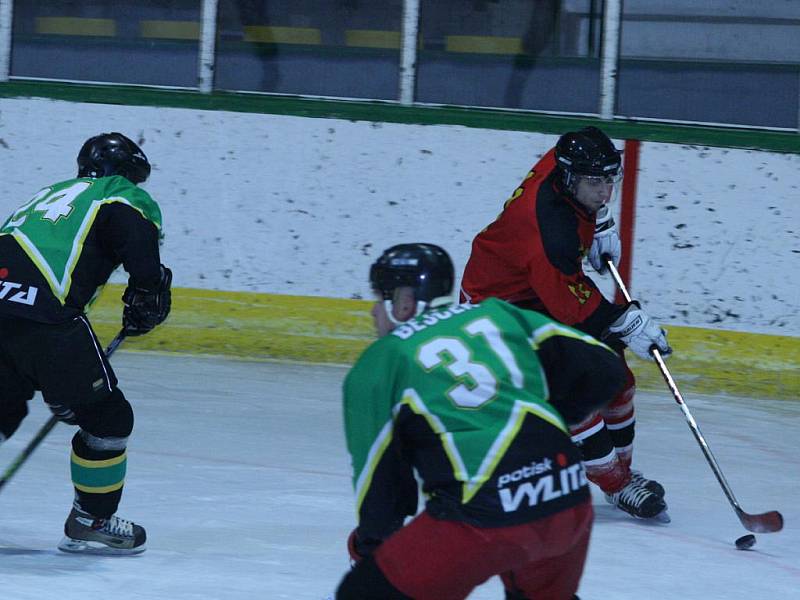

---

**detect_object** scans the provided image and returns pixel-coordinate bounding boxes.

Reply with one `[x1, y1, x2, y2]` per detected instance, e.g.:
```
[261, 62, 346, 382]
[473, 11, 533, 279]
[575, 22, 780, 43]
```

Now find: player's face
[573, 175, 618, 214]
[371, 288, 416, 337]
[371, 297, 396, 338]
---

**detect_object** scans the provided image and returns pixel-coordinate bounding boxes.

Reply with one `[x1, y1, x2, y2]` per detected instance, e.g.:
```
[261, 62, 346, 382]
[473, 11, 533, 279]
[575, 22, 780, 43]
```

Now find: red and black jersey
[461, 149, 624, 339]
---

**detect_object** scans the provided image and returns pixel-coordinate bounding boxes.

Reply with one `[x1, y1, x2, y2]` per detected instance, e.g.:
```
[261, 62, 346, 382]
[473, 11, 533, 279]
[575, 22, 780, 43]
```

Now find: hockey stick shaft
[0, 330, 126, 493]
[603, 257, 783, 533]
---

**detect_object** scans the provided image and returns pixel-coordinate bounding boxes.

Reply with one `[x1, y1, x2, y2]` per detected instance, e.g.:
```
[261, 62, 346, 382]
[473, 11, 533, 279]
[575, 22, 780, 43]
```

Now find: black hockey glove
[47, 402, 78, 425]
[122, 265, 172, 337]
[347, 528, 383, 564]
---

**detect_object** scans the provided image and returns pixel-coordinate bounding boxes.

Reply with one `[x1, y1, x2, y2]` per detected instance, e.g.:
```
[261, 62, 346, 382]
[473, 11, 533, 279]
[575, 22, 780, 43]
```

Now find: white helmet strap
[383, 299, 429, 326]
[383, 293, 454, 326]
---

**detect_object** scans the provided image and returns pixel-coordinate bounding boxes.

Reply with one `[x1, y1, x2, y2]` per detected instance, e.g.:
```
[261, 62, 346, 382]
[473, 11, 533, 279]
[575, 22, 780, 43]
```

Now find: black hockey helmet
[370, 243, 455, 309]
[555, 126, 622, 186]
[77, 132, 151, 184]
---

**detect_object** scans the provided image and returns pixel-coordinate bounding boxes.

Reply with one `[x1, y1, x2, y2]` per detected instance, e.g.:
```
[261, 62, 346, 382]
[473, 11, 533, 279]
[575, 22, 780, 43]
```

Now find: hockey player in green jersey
[0, 132, 171, 554]
[336, 243, 627, 600]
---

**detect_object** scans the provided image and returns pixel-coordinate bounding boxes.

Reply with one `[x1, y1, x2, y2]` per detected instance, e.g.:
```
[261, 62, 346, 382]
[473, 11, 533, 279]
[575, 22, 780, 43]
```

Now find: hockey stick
[603, 257, 783, 533]
[0, 330, 127, 494]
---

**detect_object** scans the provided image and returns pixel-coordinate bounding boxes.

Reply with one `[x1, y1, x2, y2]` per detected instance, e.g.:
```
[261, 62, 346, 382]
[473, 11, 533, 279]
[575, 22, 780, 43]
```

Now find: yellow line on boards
[345, 29, 402, 49]
[89, 285, 799, 401]
[140, 20, 200, 40]
[242, 26, 322, 45]
[445, 35, 523, 55]
[35, 17, 116, 37]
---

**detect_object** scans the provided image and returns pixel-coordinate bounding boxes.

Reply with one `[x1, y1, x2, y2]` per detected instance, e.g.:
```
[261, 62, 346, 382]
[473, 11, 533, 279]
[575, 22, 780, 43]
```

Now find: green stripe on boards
[2, 80, 800, 153]
[88, 285, 800, 401]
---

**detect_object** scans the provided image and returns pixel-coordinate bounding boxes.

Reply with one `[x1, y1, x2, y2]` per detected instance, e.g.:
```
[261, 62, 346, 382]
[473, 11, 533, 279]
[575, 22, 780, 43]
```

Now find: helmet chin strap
[383, 299, 429, 326]
[383, 295, 454, 326]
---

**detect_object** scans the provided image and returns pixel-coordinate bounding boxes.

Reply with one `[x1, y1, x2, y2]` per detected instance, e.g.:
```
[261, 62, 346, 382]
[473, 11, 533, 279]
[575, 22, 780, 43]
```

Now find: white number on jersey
[33, 181, 92, 222]
[6, 181, 92, 227]
[416, 317, 525, 409]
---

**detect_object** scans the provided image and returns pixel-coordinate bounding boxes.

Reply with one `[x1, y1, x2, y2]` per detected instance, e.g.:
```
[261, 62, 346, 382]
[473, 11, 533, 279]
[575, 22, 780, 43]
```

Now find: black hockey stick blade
[0, 330, 126, 493]
[738, 509, 784, 533]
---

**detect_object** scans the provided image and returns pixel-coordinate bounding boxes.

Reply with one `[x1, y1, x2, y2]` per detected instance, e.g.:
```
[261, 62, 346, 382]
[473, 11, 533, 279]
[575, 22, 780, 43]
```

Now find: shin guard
[571, 413, 630, 494]
[71, 434, 126, 519]
[603, 358, 637, 460]
[70, 388, 133, 518]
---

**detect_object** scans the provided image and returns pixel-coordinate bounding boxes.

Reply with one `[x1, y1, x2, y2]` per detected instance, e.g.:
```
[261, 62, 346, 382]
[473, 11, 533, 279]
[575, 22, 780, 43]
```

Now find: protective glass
[574, 168, 624, 186]
[571, 168, 624, 212]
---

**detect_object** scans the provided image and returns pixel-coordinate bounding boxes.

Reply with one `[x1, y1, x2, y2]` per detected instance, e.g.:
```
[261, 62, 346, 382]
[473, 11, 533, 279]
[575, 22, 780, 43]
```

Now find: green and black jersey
[344, 297, 625, 541]
[0, 176, 163, 323]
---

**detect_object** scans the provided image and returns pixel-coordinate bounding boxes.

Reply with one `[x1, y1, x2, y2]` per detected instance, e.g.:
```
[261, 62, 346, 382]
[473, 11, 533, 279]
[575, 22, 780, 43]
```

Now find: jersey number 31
[417, 317, 524, 409]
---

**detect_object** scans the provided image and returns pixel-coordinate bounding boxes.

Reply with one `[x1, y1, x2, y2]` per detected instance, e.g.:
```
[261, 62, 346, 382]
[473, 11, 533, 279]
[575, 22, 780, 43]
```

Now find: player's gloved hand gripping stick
[603, 255, 783, 534]
[0, 331, 126, 494]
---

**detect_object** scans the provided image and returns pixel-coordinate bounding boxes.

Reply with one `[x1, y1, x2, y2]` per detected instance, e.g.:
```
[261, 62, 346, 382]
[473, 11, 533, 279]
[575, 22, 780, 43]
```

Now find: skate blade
[628, 507, 671, 524]
[650, 509, 671, 524]
[608, 502, 671, 523]
[58, 536, 146, 556]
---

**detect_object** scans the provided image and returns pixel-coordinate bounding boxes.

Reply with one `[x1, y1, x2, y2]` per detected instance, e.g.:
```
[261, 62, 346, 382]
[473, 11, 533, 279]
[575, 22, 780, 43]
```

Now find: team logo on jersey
[568, 282, 592, 304]
[497, 460, 587, 512]
[0, 277, 38, 305]
[497, 457, 554, 488]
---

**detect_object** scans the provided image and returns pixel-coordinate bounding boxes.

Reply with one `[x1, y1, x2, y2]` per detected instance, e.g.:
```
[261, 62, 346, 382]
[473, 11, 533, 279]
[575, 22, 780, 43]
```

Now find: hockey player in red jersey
[461, 127, 671, 520]
[336, 243, 627, 600]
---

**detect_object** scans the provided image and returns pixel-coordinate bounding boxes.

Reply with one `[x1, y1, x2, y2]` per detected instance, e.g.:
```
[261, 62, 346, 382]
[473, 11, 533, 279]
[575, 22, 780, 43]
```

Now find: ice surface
[1, 353, 797, 599]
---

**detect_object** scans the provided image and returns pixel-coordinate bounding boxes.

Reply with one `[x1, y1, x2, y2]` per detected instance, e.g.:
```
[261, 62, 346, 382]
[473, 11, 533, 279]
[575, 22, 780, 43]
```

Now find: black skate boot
[58, 508, 146, 555]
[606, 479, 667, 520]
[630, 469, 665, 498]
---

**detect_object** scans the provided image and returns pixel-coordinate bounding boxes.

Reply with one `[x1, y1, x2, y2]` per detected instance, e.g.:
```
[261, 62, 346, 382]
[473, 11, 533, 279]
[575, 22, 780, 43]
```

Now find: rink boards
[88, 285, 799, 401]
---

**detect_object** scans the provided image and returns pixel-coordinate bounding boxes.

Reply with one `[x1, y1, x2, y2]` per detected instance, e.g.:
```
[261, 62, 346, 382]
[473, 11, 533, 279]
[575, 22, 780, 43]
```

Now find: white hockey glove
[588, 206, 621, 273]
[606, 302, 672, 361]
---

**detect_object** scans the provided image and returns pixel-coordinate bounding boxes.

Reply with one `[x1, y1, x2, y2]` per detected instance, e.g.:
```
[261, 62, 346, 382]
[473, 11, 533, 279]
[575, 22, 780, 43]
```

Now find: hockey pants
[337, 503, 592, 600]
[569, 353, 637, 494]
[0, 315, 132, 518]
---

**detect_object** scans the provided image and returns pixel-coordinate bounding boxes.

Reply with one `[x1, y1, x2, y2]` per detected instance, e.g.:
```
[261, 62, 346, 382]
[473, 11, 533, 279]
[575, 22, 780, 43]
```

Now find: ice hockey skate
[629, 469, 666, 498]
[58, 508, 146, 555]
[606, 478, 669, 522]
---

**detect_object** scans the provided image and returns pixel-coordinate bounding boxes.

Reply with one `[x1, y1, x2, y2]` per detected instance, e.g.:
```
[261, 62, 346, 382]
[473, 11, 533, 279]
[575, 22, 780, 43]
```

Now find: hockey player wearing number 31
[460, 127, 671, 521]
[336, 243, 627, 600]
[0, 132, 171, 554]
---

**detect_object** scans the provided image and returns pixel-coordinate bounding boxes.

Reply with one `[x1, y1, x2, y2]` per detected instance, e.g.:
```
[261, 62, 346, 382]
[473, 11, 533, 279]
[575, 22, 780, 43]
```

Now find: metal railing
[0, 0, 797, 131]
